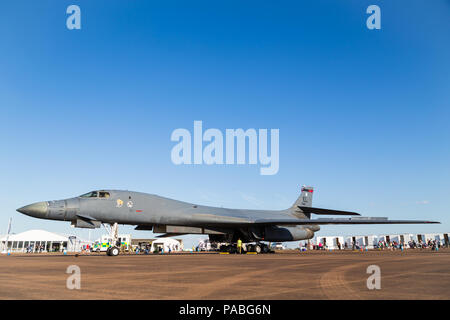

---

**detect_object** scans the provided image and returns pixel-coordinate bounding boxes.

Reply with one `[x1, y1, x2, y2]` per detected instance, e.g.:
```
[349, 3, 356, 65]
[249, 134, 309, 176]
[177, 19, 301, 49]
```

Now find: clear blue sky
[1, 1, 449, 248]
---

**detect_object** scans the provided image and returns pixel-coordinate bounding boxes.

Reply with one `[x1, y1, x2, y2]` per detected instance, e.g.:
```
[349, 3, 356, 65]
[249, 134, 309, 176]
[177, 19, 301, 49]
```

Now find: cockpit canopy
[79, 191, 110, 199]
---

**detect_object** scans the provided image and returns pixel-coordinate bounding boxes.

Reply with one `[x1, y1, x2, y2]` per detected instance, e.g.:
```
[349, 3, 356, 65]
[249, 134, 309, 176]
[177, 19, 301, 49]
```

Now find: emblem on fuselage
[127, 201, 134, 208]
[116, 199, 124, 208]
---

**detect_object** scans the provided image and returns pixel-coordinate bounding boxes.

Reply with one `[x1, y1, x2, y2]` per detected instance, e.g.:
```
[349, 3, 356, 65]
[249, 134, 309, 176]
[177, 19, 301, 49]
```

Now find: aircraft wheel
[255, 244, 262, 254]
[109, 247, 120, 256]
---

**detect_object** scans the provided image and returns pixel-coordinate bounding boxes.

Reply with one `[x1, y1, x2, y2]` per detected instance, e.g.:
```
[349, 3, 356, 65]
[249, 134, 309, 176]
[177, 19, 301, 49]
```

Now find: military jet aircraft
[17, 186, 439, 256]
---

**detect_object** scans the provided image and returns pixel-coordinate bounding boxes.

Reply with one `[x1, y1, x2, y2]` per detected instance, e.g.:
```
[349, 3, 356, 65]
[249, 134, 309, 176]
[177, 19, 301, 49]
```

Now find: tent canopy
[151, 238, 181, 251]
[0, 229, 68, 242]
[152, 238, 180, 246]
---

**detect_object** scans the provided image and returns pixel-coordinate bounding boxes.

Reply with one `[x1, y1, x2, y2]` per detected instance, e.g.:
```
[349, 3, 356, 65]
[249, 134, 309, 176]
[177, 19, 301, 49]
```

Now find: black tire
[109, 246, 120, 256]
[106, 247, 111, 256]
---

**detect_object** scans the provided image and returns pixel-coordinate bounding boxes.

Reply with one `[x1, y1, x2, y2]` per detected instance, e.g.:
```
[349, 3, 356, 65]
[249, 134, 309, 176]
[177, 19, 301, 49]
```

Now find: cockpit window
[99, 191, 110, 198]
[79, 191, 98, 198]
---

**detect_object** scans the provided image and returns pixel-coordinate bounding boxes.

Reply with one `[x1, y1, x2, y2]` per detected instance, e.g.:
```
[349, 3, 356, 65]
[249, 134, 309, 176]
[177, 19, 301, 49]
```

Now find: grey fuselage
[17, 190, 318, 243]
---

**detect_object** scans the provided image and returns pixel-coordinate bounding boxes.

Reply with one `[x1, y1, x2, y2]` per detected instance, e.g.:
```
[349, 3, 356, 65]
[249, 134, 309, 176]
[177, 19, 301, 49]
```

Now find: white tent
[413, 234, 426, 243]
[0, 229, 69, 253]
[316, 236, 344, 249]
[377, 235, 392, 244]
[363, 235, 378, 249]
[424, 233, 441, 242]
[350, 235, 377, 249]
[151, 238, 182, 253]
[344, 236, 364, 248]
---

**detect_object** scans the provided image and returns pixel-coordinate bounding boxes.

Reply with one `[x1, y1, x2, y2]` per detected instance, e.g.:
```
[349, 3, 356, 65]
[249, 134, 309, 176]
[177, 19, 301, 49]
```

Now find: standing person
[237, 238, 242, 254]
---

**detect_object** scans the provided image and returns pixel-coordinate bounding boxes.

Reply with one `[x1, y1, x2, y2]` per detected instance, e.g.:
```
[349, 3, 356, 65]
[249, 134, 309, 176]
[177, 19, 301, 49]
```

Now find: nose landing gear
[107, 246, 120, 256]
[104, 222, 120, 256]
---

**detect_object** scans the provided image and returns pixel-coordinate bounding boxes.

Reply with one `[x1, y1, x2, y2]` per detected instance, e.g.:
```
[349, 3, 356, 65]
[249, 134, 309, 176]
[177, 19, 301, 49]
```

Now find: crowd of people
[303, 239, 447, 251]
[24, 243, 45, 253]
[376, 239, 444, 251]
[22, 243, 63, 253]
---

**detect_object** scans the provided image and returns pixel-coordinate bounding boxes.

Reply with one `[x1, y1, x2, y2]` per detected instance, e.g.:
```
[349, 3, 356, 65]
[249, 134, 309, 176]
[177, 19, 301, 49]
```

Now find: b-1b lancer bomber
[17, 186, 439, 256]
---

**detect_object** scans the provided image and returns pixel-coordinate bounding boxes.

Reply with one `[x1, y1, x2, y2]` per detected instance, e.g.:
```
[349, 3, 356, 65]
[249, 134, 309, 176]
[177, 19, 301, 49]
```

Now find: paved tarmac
[0, 249, 449, 299]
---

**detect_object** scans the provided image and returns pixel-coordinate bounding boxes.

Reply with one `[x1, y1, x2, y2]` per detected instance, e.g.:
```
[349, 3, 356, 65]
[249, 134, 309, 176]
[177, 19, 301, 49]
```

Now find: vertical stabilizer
[289, 186, 314, 218]
[296, 186, 314, 207]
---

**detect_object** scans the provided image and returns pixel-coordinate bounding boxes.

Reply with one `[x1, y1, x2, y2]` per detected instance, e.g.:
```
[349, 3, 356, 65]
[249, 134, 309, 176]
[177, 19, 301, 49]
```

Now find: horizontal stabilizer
[298, 206, 360, 216]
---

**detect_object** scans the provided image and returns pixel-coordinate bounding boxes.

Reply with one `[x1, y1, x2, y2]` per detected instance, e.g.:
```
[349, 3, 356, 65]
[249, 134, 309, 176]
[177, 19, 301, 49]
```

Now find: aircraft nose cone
[17, 201, 48, 218]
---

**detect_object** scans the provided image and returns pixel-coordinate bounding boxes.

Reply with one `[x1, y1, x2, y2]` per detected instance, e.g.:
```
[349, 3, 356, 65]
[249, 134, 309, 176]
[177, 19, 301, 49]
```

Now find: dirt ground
[0, 249, 449, 300]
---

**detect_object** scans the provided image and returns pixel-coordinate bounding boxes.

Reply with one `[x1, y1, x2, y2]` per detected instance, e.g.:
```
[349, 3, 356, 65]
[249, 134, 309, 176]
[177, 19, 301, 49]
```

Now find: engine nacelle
[264, 226, 315, 241]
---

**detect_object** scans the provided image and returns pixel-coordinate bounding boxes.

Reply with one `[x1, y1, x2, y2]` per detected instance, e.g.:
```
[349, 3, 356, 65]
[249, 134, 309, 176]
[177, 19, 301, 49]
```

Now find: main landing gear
[246, 243, 270, 254]
[219, 242, 271, 254]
